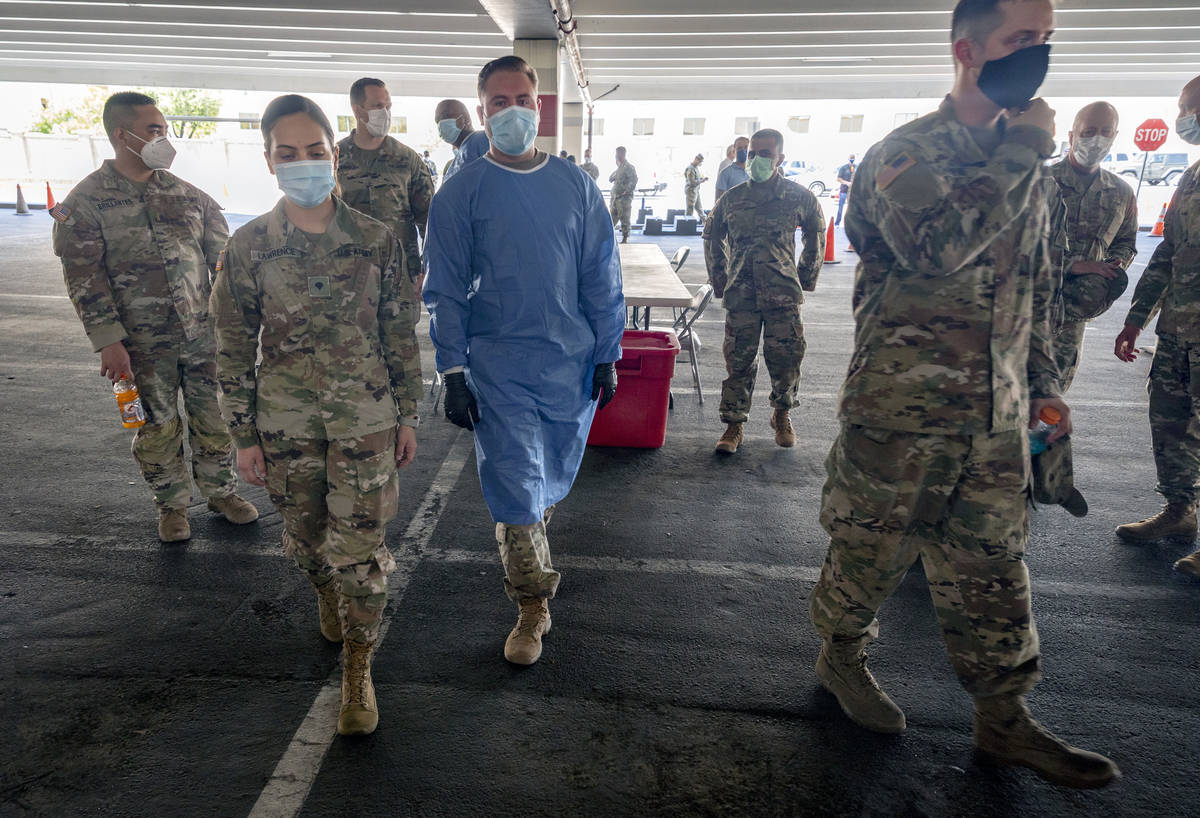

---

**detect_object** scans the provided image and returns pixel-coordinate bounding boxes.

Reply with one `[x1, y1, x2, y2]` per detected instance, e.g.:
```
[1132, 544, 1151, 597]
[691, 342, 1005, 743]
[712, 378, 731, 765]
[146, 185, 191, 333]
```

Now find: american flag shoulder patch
[49, 203, 71, 223]
[876, 153, 917, 191]
[215, 250, 226, 274]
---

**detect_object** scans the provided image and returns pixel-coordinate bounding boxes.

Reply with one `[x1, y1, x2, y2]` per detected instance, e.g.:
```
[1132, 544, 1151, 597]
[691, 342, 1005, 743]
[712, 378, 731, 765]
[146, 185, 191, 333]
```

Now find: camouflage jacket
[52, 160, 227, 352]
[609, 162, 638, 199]
[684, 164, 704, 192]
[581, 161, 600, 181]
[1050, 159, 1138, 269]
[1126, 160, 1200, 336]
[840, 96, 1060, 435]
[210, 197, 422, 448]
[336, 131, 433, 283]
[702, 172, 826, 311]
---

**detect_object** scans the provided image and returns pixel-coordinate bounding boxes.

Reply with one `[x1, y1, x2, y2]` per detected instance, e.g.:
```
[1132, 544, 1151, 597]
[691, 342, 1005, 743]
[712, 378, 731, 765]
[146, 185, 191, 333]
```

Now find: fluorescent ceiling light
[266, 51, 331, 58]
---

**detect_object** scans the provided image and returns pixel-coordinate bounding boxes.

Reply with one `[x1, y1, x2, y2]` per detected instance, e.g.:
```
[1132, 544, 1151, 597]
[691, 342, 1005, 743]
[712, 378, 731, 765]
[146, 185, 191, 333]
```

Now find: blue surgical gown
[443, 130, 491, 183]
[423, 154, 626, 526]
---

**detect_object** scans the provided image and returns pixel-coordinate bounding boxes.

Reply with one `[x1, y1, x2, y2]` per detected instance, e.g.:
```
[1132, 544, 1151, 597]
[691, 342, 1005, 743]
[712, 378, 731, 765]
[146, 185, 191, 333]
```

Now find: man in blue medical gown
[423, 55, 626, 666]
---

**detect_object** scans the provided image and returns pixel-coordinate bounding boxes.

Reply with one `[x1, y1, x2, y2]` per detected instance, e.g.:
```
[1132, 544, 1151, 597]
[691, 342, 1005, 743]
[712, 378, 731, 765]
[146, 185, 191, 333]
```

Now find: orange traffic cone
[45, 182, 55, 210]
[15, 184, 30, 215]
[823, 218, 840, 265]
[1150, 202, 1167, 237]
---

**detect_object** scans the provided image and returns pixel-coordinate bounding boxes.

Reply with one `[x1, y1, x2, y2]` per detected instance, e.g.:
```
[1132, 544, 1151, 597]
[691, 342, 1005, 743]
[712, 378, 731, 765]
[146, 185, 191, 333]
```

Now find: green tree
[152, 88, 223, 138]
[31, 85, 109, 134]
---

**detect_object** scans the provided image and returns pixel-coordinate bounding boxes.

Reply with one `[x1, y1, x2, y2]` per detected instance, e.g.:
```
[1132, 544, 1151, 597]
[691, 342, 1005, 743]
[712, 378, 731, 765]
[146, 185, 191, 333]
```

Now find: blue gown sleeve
[577, 179, 626, 365]
[422, 182, 474, 372]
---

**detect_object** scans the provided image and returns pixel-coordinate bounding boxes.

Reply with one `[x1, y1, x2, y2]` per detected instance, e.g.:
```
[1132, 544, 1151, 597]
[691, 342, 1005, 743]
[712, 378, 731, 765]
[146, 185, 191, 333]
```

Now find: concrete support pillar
[562, 102, 584, 161]
[514, 38, 561, 155]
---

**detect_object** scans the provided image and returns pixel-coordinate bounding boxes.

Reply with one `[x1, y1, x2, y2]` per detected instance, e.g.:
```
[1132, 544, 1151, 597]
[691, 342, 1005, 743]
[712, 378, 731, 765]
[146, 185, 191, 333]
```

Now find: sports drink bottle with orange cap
[113, 374, 146, 429]
[1028, 406, 1060, 455]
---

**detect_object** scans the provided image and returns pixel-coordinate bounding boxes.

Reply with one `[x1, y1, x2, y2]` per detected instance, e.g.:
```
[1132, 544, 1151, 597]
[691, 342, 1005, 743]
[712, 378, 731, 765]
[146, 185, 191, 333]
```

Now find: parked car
[1143, 153, 1190, 185]
[782, 161, 836, 195]
[1101, 151, 1145, 179]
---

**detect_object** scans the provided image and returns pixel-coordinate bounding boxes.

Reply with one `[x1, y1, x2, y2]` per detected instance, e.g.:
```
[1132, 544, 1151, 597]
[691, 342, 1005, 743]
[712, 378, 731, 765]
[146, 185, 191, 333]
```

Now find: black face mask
[977, 43, 1051, 110]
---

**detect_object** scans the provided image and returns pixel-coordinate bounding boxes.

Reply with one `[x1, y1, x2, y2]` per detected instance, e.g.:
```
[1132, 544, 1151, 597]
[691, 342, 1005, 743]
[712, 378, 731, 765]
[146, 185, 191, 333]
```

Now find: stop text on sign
[1135, 119, 1170, 152]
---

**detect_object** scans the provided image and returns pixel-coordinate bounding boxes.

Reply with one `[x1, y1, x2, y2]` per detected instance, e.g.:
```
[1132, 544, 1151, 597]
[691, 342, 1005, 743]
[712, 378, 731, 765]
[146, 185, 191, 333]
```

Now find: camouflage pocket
[265, 459, 288, 507]
[350, 448, 399, 524]
[821, 427, 905, 535]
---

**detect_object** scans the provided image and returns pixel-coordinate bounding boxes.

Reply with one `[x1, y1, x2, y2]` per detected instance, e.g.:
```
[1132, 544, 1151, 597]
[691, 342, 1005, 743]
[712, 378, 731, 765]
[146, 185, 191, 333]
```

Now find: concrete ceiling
[1, 0, 1198, 101]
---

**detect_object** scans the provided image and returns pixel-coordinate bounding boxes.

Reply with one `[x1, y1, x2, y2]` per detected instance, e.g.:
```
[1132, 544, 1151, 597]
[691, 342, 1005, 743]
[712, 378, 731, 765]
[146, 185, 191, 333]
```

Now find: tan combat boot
[770, 408, 796, 448]
[1115, 502, 1197, 542]
[207, 494, 260, 524]
[715, 422, 744, 454]
[157, 508, 190, 543]
[337, 639, 379, 736]
[815, 640, 906, 733]
[974, 694, 1120, 789]
[1174, 550, 1200, 578]
[504, 597, 551, 666]
[315, 581, 342, 643]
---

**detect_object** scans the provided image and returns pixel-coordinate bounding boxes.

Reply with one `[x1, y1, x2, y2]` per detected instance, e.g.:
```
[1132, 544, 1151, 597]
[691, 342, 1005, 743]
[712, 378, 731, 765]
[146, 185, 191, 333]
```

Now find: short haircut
[350, 77, 386, 106]
[102, 91, 156, 140]
[615, 146, 627, 155]
[951, 0, 1040, 43]
[478, 55, 539, 97]
[751, 128, 784, 153]
[261, 94, 336, 151]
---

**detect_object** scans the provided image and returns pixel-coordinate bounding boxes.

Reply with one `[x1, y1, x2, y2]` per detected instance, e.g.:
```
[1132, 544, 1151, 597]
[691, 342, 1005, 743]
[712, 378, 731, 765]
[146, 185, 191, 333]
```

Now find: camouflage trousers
[127, 332, 236, 510]
[261, 427, 399, 642]
[720, 306, 806, 423]
[610, 195, 634, 238]
[685, 188, 704, 219]
[495, 505, 559, 602]
[1148, 332, 1200, 505]
[1053, 319, 1087, 393]
[810, 424, 1041, 698]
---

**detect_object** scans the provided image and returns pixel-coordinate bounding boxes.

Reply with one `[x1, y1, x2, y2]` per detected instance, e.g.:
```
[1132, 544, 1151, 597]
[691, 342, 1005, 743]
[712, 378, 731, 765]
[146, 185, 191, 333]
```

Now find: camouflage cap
[1062, 267, 1129, 322]
[1032, 436, 1088, 517]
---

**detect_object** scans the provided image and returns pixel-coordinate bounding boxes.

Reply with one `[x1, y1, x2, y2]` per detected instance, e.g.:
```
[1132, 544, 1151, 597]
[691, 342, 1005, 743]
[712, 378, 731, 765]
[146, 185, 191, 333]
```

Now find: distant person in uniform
[580, 149, 600, 181]
[336, 77, 432, 307]
[1115, 75, 1200, 570]
[423, 56, 625, 667]
[1048, 101, 1136, 392]
[52, 91, 257, 543]
[715, 136, 749, 200]
[212, 94, 422, 737]
[834, 154, 856, 226]
[435, 98, 491, 182]
[423, 149, 439, 187]
[684, 154, 708, 219]
[704, 129, 825, 454]
[608, 146, 638, 244]
[808, 0, 1119, 789]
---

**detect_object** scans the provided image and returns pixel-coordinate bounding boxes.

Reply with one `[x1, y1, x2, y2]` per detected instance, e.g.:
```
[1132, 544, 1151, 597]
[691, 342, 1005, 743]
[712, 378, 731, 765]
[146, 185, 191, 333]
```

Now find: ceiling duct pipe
[550, 0, 596, 148]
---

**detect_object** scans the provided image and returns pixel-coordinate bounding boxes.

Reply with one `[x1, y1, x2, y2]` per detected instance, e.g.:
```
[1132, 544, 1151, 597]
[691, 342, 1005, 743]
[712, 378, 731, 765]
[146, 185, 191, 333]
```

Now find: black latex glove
[443, 372, 480, 430]
[592, 363, 618, 411]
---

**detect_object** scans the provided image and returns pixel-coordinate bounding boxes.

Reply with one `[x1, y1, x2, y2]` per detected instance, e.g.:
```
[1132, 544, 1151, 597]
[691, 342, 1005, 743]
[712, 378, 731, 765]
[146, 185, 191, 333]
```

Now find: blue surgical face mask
[437, 117, 462, 144]
[1177, 113, 1200, 146]
[736, 148, 748, 163]
[487, 105, 538, 156]
[275, 159, 335, 208]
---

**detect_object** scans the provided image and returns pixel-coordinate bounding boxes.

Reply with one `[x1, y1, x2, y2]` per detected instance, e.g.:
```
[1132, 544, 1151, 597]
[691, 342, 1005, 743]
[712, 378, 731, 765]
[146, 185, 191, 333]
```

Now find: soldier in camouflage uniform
[580, 149, 600, 182]
[336, 78, 433, 305]
[703, 129, 824, 454]
[808, 0, 1119, 789]
[1049, 101, 1137, 392]
[608, 146, 638, 243]
[211, 95, 422, 737]
[53, 91, 257, 544]
[684, 154, 707, 219]
[1115, 75, 1200, 572]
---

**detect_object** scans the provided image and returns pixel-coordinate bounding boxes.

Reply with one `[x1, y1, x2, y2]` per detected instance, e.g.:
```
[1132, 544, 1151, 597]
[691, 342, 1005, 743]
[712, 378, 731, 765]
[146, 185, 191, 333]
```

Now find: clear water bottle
[1028, 407, 1061, 455]
[113, 375, 146, 429]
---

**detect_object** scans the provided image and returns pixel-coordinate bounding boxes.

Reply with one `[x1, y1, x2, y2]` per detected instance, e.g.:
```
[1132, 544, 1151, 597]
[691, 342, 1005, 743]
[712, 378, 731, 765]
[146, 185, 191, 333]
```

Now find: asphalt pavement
[1, 209, 1196, 818]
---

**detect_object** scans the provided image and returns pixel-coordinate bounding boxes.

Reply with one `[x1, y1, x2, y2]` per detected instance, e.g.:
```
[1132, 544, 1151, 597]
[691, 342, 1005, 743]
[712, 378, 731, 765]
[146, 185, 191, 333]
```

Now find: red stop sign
[1135, 118, 1170, 152]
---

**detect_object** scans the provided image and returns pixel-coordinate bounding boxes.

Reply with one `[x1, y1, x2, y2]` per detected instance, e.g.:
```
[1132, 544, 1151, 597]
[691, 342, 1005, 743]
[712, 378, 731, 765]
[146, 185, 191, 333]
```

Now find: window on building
[787, 116, 811, 134]
[632, 118, 655, 136]
[337, 115, 354, 133]
[238, 113, 258, 131]
[840, 115, 864, 133]
[682, 117, 705, 136]
[390, 116, 407, 134]
[735, 116, 760, 136]
[591, 118, 605, 136]
[894, 112, 918, 127]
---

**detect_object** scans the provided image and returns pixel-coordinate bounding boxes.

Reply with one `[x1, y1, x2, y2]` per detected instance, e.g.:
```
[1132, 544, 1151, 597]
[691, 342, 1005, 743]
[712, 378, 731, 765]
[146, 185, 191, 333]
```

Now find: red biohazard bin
[587, 329, 681, 448]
